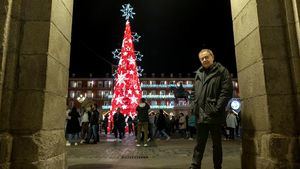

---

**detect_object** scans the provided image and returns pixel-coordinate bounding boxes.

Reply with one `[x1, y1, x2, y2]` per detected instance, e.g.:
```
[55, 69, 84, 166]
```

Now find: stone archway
[0, 0, 299, 169]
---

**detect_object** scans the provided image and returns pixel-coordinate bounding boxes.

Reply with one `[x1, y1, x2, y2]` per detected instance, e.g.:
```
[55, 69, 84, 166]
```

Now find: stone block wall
[0, 0, 73, 168]
[231, 0, 300, 168]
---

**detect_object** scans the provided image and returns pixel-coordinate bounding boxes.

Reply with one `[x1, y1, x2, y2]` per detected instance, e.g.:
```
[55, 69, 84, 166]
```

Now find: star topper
[120, 4, 135, 20]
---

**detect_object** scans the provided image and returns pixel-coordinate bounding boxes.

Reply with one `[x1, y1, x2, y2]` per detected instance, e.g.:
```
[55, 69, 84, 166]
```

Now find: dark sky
[70, 0, 237, 77]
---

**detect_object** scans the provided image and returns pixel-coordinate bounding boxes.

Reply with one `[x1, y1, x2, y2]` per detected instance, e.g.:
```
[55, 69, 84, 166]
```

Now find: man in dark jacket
[86, 104, 100, 144]
[189, 49, 233, 169]
[136, 98, 150, 147]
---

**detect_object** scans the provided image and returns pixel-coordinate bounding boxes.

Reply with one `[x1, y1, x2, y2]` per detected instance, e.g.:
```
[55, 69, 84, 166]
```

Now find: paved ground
[67, 134, 241, 169]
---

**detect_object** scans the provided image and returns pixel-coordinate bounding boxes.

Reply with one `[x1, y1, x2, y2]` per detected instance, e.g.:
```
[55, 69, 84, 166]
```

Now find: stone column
[0, 0, 73, 168]
[0, 0, 13, 168]
[231, 0, 300, 168]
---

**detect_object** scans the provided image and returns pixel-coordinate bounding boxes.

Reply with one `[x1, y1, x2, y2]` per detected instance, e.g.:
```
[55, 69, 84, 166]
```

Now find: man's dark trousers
[191, 123, 222, 169]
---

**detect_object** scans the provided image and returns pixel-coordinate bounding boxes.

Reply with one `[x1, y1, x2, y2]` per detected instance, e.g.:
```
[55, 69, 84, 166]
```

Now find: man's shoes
[66, 142, 71, 146]
[74, 142, 78, 146]
[136, 144, 141, 147]
[143, 143, 148, 147]
[166, 137, 170, 141]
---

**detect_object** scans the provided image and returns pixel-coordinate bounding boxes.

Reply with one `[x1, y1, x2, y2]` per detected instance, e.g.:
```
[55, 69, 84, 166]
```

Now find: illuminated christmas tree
[110, 4, 142, 118]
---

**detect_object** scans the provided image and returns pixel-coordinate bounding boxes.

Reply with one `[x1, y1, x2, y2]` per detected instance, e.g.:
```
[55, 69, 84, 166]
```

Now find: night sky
[70, 0, 237, 77]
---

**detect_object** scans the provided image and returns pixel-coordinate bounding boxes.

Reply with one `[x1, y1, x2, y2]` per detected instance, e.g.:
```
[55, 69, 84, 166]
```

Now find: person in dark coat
[86, 104, 100, 144]
[127, 116, 133, 135]
[136, 98, 150, 147]
[113, 108, 125, 141]
[66, 106, 81, 146]
[189, 49, 233, 169]
[154, 109, 170, 140]
[103, 114, 109, 135]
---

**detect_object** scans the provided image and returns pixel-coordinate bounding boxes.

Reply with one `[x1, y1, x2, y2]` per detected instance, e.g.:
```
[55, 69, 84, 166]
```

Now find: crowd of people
[65, 102, 240, 147]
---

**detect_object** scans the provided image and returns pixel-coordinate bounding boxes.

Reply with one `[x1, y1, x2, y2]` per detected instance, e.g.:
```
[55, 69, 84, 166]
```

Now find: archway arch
[0, 0, 299, 168]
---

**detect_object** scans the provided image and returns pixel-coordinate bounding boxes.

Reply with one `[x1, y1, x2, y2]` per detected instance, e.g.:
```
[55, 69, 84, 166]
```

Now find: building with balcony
[67, 73, 194, 116]
[67, 73, 239, 117]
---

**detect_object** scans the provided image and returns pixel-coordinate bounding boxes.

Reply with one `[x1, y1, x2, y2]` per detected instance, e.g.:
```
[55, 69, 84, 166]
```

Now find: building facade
[67, 73, 240, 117]
[67, 73, 195, 117]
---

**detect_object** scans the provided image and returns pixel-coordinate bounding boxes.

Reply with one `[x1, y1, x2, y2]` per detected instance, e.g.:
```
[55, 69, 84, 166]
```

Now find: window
[87, 90, 93, 98]
[69, 91, 75, 98]
[141, 81, 147, 85]
[77, 81, 82, 88]
[178, 100, 186, 106]
[76, 91, 81, 97]
[150, 90, 156, 95]
[160, 101, 166, 105]
[104, 81, 112, 88]
[98, 90, 103, 97]
[104, 90, 110, 97]
[70, 81, 77, 88]
[149, 81, 156, 85]
[142, 90, 147, 95]
[151, 100, 157, 105]
[160, 90, 166, 95]
[98, 81, 103, 88]
[104, 101, 110, 106]
[186, 80, 193, 85]
[87, 81, 94, 88]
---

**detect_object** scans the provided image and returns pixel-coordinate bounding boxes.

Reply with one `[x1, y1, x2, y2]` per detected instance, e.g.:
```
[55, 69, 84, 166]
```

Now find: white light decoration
[107, 94, 175, 99]
[76, 94, 86, 103]
[140, 84, 193, 88]
[231, 100, 241, 110]
[102, 105, 174, 110]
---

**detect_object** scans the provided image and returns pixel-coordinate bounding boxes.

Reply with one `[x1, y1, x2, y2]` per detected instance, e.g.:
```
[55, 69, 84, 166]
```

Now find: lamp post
[77, 94, 86, 113]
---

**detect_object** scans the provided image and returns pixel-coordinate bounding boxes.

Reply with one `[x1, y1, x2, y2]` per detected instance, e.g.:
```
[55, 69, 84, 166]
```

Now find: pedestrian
[154, 109, 170, 140]
[136, 98, 150, 147]
[226, 110, 238, 140]
[189, 49, 233, 169]
[113, 107, 125, 141]
[127, 115, 133, 135]
[66, 106, 81, 146]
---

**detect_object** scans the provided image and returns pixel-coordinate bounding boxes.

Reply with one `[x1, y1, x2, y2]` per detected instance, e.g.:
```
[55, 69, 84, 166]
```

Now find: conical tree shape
[110, 20, 142, 117]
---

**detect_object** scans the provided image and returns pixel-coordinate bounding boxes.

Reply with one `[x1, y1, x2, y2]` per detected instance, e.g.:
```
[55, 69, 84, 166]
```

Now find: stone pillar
[231, 0, 300, 168]
[0, 0, 73, 168]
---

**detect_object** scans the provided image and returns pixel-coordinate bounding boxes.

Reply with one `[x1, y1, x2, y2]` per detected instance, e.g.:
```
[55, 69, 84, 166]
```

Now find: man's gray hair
[199, 49, 214, 58]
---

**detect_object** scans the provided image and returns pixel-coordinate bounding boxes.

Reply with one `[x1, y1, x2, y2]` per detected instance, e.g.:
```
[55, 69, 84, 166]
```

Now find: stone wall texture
[231, 0, 300, 168]
[0, 0, 73, 168]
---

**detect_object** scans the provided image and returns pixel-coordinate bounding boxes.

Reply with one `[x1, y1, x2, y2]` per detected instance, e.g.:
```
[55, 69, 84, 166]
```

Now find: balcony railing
[141, 84, 193, 88]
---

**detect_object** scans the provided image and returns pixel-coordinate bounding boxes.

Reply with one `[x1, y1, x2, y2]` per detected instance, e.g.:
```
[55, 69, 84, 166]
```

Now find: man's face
[199, 51, 214, 69]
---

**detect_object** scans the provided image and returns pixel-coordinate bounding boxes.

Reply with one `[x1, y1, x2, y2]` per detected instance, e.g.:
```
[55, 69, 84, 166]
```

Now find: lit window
[160, 90, 166, 95]
[70, 81, 77, 88]
[87, 81, 94, 88]
[87, 90, 93, 98]
[104, 81, 110, 88]
[151, 100, 157, 105]
[69, 91, 75, 98]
